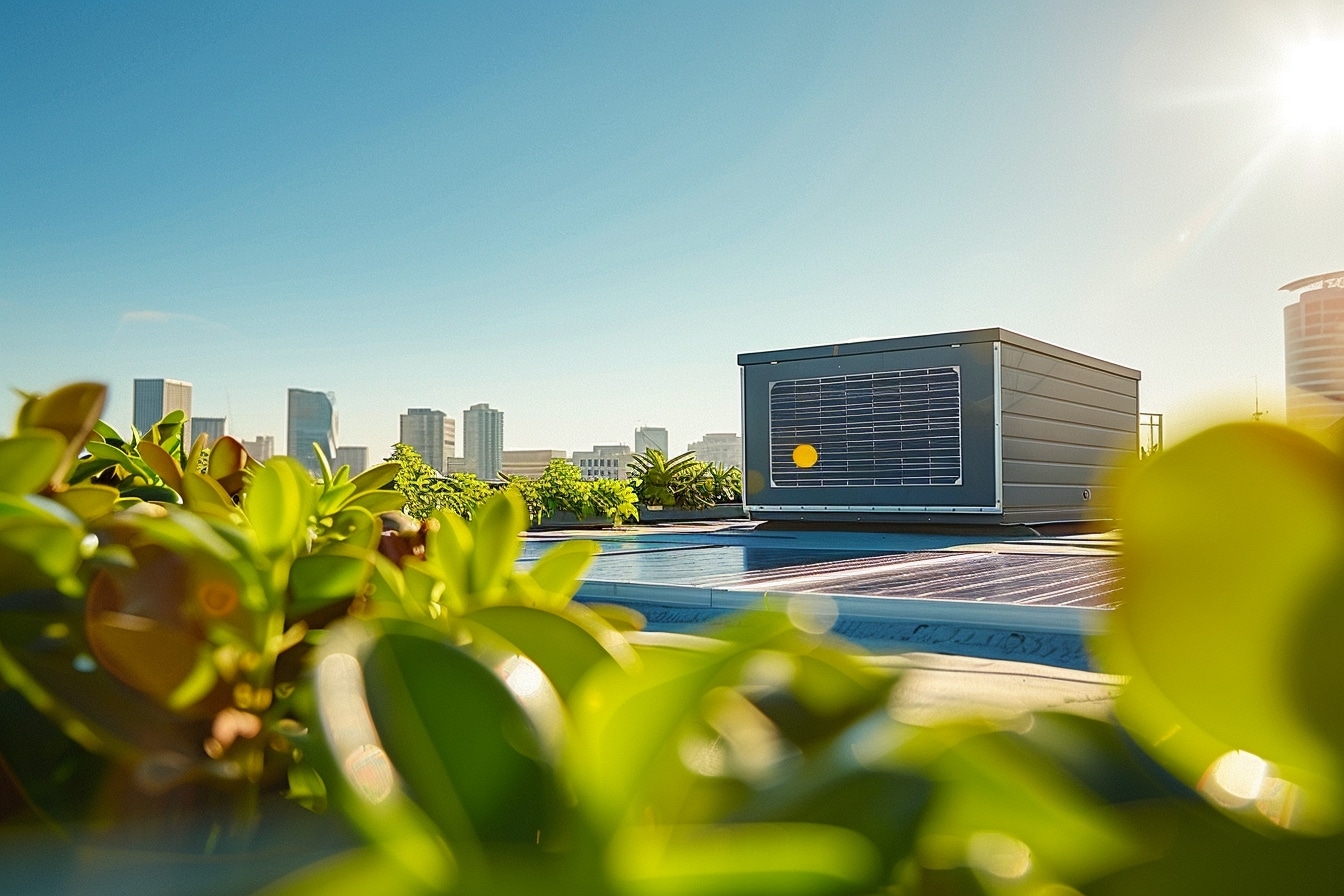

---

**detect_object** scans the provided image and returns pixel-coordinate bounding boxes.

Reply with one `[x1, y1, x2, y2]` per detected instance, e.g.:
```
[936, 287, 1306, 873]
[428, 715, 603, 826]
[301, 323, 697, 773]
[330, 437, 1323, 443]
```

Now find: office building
[462, 403, 504, 481]
[501, 449, 568, 478]
[573, 444, 634, 481]
[336, 446, 369, 476]
[444, 457, 468, 475]
[133, 378, 192, 437]
[634, 426, 669, 457]
[241, 435, 275, 462]
[686, 433, 743, 469]
[191, 416, 227, 447]
[287, 388, 338, 478]
[1281, 270, 1344, 431]
[400, 408, 455, 473]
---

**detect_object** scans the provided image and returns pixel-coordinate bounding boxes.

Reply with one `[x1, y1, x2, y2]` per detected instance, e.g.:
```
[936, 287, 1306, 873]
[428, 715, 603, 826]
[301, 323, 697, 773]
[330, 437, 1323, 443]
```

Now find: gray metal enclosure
[738, 329, 1140, 526]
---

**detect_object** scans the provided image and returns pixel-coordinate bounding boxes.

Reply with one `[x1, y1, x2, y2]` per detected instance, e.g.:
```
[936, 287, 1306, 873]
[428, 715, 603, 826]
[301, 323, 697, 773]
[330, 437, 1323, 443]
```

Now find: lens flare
[1280, 39, 1344, 132]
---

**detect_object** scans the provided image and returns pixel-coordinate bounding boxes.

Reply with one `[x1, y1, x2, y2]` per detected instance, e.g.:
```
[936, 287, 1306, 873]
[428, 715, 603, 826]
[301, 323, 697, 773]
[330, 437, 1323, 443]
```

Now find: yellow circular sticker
[792, 444, 819, 468]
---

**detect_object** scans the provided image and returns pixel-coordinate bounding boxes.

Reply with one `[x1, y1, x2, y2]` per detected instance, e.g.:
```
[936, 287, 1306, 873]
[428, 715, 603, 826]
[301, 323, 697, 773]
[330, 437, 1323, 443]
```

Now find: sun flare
[1280, 39, 1344, 131]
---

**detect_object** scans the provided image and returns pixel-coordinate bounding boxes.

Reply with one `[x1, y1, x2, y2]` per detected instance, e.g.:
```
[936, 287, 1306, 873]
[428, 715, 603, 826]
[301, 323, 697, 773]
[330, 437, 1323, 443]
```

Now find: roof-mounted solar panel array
[768, 367, 963, 487]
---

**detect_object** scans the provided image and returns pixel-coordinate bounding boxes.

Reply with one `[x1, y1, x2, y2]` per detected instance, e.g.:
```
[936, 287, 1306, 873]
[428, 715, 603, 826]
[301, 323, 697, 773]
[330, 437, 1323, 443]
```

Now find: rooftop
[521, 520, 1119, 671]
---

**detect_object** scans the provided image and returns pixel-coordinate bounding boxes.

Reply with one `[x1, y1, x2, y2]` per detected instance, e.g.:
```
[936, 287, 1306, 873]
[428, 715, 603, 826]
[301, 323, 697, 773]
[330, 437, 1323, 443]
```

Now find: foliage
[587, 477, 640, 527]
[5, 384, 1344, 894]
[705, 461, 742, 503]
[503, 459, 639, 527]
[387, 443, 493, 521]
[627, 449, 713, 509]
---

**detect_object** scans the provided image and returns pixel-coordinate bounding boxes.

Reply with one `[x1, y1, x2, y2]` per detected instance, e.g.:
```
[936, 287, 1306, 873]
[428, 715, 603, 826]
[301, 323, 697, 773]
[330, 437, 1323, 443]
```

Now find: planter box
[529, 505, 748, 529]
[636, 505, 747, 523]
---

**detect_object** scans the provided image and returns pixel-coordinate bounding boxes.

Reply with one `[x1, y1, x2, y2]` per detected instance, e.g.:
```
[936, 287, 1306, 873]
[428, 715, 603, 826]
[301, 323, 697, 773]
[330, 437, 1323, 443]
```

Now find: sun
[1279, 39, 1344, 132]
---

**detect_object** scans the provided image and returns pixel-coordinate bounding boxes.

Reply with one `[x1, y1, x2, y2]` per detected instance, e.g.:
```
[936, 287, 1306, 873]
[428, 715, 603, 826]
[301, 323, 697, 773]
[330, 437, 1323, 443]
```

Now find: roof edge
[1280, 270, 1344, 292]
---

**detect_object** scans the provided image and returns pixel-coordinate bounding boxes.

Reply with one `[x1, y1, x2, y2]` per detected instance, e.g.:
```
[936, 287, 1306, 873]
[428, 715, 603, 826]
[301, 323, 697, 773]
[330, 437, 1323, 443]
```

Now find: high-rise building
[400, 408, 455, 473]
[1281, 270, 1344, 431]
[686, 433, 743, 469]
[133, 378, 192, 437]
[241, 435, 275, 462]
[462, 403, 504, 481]
[572, 444, 634, 481]
[191, 416, 227, 447]
[501, 449, 568, 478]
[634, 426, 669, 456]
[287, 388, 338, 478]
[336, 446, 369, 476]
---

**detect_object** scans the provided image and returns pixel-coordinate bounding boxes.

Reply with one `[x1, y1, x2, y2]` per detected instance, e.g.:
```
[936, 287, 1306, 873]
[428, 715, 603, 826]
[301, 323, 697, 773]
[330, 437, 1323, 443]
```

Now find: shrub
[387, 443, 493, 520]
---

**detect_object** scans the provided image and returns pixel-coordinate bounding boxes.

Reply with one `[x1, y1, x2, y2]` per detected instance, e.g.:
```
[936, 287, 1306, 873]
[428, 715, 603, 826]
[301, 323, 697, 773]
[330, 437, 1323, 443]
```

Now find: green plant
[387, 444, 493, 521]
[627, 449, 715, 510]
[587, 477, 640, 526]
[504, 460, 636, 527]
[705, 462, 742, 503]
[6, 384, 1344, 895]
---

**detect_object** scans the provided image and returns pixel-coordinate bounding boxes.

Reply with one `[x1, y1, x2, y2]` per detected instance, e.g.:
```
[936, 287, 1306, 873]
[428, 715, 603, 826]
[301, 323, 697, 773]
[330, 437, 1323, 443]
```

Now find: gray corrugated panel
[1000, 368, 1139, 410]
[1001, 392, 1137, 432]
[1001, 415, 1136, 450]
[1000, 346, 1140, 396]
[716, 551, 1121, 608]
[1001, 436, 1124, 466]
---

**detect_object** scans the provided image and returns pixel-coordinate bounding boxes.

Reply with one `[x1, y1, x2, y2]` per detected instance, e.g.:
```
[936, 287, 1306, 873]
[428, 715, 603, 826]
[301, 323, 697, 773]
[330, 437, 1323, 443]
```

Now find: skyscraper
[241, 435, 275, 462]
[400, 408, 455, 473]
[191, 416, 226, 447]
[686, 433, 743, 469]
[133, 378, 192, 437]
[634, 426, 669, 456]
[335, 446, 369, 476]
[1281, 270, 1344, 431]
[287, 388, 337, 478]
[462, 403, 503, 481]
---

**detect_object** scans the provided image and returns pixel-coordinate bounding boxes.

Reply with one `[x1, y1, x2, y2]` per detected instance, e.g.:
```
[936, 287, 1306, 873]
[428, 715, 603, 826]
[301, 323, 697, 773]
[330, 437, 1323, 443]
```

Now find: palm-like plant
[627, 449, 715, 509]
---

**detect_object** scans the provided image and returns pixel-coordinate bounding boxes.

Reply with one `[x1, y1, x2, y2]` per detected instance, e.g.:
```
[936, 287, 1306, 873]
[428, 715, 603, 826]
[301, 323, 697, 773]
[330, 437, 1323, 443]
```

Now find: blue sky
[3, 1, 1342, 457]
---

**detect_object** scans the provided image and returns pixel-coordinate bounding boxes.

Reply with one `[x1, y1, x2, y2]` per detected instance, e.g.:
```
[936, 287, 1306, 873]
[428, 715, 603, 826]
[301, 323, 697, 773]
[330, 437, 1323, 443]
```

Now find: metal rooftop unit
[738, 328, 1140, 526]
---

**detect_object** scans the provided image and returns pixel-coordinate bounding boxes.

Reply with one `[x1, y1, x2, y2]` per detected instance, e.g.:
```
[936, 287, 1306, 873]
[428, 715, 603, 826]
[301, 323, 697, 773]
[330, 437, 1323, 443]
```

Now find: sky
[2, 1, 1342, 459]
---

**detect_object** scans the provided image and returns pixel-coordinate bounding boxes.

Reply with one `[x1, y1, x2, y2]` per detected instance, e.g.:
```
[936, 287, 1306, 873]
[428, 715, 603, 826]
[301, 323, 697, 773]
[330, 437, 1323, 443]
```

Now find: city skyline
[3, 4, 1342, 451]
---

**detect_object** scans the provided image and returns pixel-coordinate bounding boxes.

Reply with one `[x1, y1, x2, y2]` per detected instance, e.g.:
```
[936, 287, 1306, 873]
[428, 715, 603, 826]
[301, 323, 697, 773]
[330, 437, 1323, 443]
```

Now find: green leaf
[50, 484, 120, 522]
[181, 469, 235, 515]
[362, 627, 563, 846]
[14, 382, 106, 485]
[317, 481, 358, 518]
[465, 604, 625, 698]
[245, 457, 317, 558]
[326, 506, 381, 551]
[525, 540, 600, 606]
[1095, 423, 1344, 830]
[135, 440, 183, 493]
[606, 823, 882, 896]
[426, 509, 472, 606]
[0, 431, 65, 494]
[350, 462, 400, 494]
[289, 545, 374, 613]
[85, 440, 157, 484]
[347, 490, 409, 515]
[467, 491, 526, 598]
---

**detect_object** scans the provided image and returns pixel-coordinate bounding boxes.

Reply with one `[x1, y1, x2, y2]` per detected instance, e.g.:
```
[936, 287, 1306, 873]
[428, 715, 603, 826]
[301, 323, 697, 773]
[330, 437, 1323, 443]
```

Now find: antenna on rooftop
[1252, 376, 1267, 422]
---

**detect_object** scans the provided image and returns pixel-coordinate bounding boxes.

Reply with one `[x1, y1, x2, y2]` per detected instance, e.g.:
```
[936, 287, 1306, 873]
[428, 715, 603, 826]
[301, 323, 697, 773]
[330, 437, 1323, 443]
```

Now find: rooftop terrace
[521, 521, 1120, 670]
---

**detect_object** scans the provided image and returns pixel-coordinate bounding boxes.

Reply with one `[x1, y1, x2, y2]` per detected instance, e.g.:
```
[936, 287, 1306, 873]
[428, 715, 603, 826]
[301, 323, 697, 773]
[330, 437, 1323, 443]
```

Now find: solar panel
[722, 551, 1120, 608]
[768, 367, 963, 488]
